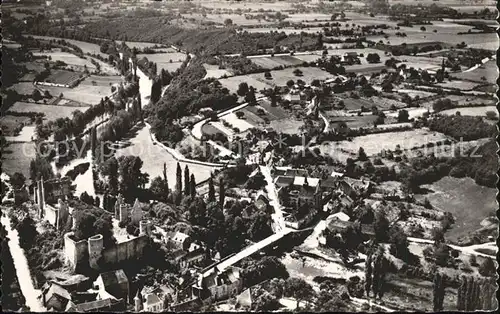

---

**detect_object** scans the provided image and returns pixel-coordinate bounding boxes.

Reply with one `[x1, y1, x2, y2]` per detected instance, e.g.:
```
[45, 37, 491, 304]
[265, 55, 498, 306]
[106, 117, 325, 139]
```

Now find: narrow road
[318, 111, 330, 133]
[1, 213, 45, 312]
[260, 164, 286, 232]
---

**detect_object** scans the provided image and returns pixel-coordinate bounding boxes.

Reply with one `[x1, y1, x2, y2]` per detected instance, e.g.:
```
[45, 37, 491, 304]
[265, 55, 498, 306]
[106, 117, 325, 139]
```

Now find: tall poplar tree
[208, 174, 216, 203]
[184, 165, 190, 196]
[190, 174, 196, 198]
[175, 162, 182, 195]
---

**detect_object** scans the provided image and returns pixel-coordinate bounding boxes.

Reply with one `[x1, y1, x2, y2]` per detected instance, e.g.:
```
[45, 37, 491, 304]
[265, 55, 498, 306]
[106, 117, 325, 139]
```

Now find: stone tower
[88, 234, 104, 269]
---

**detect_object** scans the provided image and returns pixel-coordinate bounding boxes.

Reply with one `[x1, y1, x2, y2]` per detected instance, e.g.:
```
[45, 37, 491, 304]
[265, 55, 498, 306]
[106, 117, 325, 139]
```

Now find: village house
[93, 269, 130, 302]
[192, 266, 243, 302]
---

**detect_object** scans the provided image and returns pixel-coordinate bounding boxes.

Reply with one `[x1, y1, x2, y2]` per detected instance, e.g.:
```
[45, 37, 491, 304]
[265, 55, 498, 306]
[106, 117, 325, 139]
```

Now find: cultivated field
[327, 115, 379, 130]
[220, 113, 255, 133]
[416, 176, 497, 241]
[7, 102, 90, 122]
[118, 41, 166, 49]
[250, 55, 308, 69]
[203, 63, 233, 79]
[436, 80, 481, 91]
[42, 70, 86, 86]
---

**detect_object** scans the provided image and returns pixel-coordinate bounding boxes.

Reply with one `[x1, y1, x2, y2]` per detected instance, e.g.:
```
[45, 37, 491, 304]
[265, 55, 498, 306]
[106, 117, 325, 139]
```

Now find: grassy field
[416, 176, 497, 241]
[0, 115, 32, 136]
[452, 60, 497, 84]
[203, 63, 233, 79]
[219, 66, 333, 93]
[250, 55, 307, 69]
[440, 105, 497, 117]
[117, 41, 166, 49]
[436, 80, 481, 91]
[320, 128, 449, 158]
[201, 123, 224, 136]
[11, 82, 38, 95]
[137, 52, 187, 73]
[32, 51, 96, 70]
[1, 142, 36, 178]
[268, 119, 303, 134]
[8, 102, 90, 122]
[114, 125, 215, 187]
[220, 113, 255, 132]
[29, 35, 107, 58]
[40, 75, 121, 105]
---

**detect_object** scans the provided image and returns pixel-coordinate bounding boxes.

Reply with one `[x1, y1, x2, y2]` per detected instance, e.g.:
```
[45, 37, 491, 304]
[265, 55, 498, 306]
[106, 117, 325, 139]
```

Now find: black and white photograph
[1, 0, 498, 312]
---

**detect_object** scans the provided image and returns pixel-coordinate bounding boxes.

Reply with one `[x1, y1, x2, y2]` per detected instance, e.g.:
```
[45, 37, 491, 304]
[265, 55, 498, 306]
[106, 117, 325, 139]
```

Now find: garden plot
[8, 102, 90, 121]
[320, 129, 449, 157]
[32, 51, 96, 70]
[396, 56, 444, 71]
[220, 113, 255, 132]
[4, 126, 36, 143]
[440, 106, 497, 117]
[268, 119, 303, 135]
[385, 107, 430, 120]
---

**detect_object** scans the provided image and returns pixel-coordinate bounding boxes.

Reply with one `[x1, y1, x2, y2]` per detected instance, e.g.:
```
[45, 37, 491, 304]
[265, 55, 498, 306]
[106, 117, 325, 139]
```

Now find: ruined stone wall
[64, 232, 89, 271]
[102, 235, 149, 266]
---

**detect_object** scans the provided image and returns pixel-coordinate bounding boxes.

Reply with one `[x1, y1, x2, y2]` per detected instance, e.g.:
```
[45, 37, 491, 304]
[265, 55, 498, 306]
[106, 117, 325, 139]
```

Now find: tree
[190, 174, 196, 198]
[397, 109, 409, 122]
[16, 216, 38, 249]
[236, 111, 245, 119]
[431, 227, 445, 245]
[224, 18, 233, 26]
[374, 211, 389, 243]
[479, 258, 495, 277]
[485, 111, 497, 120]
[10, 172, 26, 190]
[245, 86, 257, 105]
[366, 53, 381, 64]
[420, 26, 426, 31]
[433, 272, 446, 311]
[293, 69, 303, 77]
[32, 89, 42, 102]
[176, 162, 182, 195]
[237, 82, 249, 97]
[184, 166, 190, 196]
[219, 177, 225, 207]
[150, 176, 168, 202]
[284, 277, 314, 309]
[208, 174, 216, 203]
[357, 147, 368, 161]
[434, 243, 450, 267]
[264, 71, 272, 79]
[286, 80, 295, 88]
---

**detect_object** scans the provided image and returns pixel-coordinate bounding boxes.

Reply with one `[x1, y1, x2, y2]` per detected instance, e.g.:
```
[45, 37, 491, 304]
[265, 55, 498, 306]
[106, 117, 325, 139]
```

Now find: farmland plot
[220, 66, 334, 93]
[320, 128, 449, 157]
[117, 41, 166, 49]
[8, 102, 90, 121]
[137, 52, 188, 73]
[40, 75, 121, 105]
[435, 80, 481, 91]
[28, 35, 107, 58]
[220, 113, 255, 132]
[1, 142, 36, 178]
[440, 105, 497, 117]
[452, 60, 497, 83]
[0, 115, 32, 136]
[11, 82, 38, 95]
[250, 55, 305, 69]
[42, 70, 86, 86]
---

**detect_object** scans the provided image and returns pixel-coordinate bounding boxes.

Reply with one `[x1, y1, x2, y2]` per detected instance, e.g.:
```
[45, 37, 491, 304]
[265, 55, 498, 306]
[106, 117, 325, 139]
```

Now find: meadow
[219, 66, 333, 93]
[1, 142, 36, 178]
[440, 105, 497, 117]
[32, 51, 97, 70]
[416, 176, 497, 241]
[137, 52, 188, 73]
